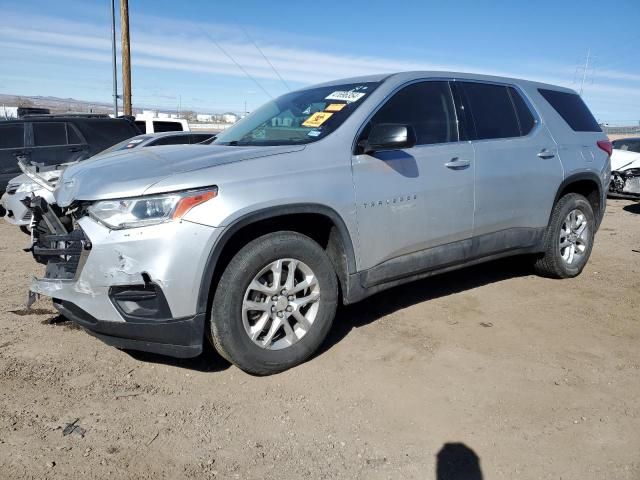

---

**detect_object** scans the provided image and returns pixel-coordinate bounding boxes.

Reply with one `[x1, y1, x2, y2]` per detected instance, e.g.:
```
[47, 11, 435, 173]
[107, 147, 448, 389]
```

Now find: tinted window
[538, 89, 601, 132]
[190, 133, 215, 143]
[135, 120, 148, 133]
[0, 123, 24, 148]
[508, 87, 536, 135]
[461, 82, 520, 139]
[73, 119, 140, 153]
[153, 121, 183, 133]
[150, 135, 190, 146]
[611, 139, 640, 153]
[367, 81, 457, 145]
[67, 124, 84, 144]
[33, 122, 67, 146]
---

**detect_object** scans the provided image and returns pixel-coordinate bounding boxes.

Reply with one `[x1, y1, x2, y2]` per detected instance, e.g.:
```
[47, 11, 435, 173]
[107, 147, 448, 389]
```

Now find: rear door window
[0, 123, 25, 148]
[152, 121, 183, 133]
[135, 120, 148, 133]
[366, 81, 458, 145]
[508, 87, 536, 135]
[67, 124, 85, 144]
[460, 82, 520, 140]
[33, 122, 68, 146]
[538, 89, 601, 132]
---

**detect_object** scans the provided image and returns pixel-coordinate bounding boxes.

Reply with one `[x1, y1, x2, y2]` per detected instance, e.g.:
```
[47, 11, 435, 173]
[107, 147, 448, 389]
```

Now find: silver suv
[28, 72, 611, 374]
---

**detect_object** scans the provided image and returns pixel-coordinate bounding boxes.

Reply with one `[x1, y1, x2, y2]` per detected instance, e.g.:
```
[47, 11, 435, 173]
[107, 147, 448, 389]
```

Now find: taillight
[597, 140, 612, 157]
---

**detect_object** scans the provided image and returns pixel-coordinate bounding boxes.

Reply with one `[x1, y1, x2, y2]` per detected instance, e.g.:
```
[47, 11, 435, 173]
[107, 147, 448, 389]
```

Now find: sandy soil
[0, 199, 639, 480]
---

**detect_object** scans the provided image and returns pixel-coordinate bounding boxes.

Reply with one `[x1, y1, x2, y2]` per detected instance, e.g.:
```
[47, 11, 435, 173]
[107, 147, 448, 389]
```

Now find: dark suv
[0, 115, 140, 195]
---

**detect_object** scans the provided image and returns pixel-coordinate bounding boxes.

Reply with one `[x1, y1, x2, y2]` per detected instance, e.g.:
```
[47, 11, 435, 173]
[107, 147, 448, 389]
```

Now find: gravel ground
[0, 199, 639, 479]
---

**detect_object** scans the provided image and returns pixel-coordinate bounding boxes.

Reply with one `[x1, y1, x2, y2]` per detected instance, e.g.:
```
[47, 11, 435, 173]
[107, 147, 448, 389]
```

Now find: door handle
[68, 147, 83, 152]
[444, 157, 471, 170]
[12, 151, 27, 157]
[537, 149, 556, 159]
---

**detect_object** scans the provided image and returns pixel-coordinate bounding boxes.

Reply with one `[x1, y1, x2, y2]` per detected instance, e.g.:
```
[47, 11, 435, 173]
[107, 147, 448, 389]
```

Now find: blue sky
[1, 0, 639, 123]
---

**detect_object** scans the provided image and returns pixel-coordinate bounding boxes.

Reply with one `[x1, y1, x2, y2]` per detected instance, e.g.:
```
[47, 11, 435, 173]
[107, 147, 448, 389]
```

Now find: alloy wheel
[242, 258, 320, 350]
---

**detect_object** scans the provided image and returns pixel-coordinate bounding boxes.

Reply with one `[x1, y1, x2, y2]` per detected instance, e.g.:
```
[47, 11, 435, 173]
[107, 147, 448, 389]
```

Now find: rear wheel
[534, 193, 595, 278]
[209, 232, 338, 375]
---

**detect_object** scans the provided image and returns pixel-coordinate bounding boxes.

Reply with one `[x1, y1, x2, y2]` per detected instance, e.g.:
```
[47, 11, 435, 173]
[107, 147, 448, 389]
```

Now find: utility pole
[110, 0, 118, 116]
[120, 0, 132, 115]
[579, 48, 591, 96]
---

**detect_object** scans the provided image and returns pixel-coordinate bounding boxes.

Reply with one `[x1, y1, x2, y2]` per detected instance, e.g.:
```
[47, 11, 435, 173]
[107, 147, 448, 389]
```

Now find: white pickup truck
[134, 117, 190, 133]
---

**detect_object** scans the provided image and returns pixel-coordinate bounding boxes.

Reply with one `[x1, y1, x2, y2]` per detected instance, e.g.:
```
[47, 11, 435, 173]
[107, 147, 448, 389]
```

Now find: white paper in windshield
[325, 91, 366, 103]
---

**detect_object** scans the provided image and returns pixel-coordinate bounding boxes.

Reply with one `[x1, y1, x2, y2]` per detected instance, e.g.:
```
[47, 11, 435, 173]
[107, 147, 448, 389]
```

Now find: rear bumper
[53, 298, 205, 358]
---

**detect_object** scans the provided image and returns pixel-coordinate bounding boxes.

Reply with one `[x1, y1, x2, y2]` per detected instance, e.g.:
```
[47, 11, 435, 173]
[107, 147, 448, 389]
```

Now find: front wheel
[209, 232, 338, 375]
[534, 193, 595, 278]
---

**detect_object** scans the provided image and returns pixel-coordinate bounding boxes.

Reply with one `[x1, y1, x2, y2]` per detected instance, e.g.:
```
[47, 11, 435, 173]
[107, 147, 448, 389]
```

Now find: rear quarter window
[150, 135, 190, 146]
[0, 123, 24, 148]
[153, 121, 183, 133]
[538, 89, 601, 132]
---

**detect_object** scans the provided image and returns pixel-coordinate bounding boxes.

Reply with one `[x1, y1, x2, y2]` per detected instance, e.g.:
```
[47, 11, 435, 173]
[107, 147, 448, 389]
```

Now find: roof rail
[22, 113, 111, 119]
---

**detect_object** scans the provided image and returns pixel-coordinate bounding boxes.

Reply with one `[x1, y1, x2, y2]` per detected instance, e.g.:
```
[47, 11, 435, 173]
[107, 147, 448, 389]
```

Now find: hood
[54, 144, 304, 207]
[611, 149, 640, 172]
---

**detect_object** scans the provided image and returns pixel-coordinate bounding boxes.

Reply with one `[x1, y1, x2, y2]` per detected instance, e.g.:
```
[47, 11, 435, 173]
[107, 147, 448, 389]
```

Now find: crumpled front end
[609, 168, 640, 199]
[27, 197, 221, 358]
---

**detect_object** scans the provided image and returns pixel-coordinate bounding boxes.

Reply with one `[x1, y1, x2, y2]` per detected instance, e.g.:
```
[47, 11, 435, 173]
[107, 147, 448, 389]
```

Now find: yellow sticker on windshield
[325, 103, 346, 112]
[302, 111, 333, 128]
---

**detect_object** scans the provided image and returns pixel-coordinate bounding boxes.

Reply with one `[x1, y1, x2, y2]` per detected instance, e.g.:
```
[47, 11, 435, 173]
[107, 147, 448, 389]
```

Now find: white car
[1, 174, 55, 233]
[609, 147, 640, 199]
[2, 132, 215, 233]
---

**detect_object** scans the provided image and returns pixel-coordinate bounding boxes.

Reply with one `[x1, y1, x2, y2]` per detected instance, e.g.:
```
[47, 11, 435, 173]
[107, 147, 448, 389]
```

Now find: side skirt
[344, 227, 544, 305]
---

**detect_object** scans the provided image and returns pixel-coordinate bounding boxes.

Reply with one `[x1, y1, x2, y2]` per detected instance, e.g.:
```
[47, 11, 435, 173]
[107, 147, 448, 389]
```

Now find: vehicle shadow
[436, 442, 483, 480]
[124, 339, 231, 372]
[318, 257, 532, 356]
[623, 202, 640, 214]
[90, 257, 530, 374]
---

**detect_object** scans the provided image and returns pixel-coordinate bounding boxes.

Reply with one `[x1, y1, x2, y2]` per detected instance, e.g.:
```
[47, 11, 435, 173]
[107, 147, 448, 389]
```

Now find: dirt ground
[0, 199, 639, 480]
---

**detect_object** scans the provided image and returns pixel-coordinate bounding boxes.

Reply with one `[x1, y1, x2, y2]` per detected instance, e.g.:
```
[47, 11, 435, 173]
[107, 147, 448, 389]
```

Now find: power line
[579, 48, 591, 96]
[200, 29, 273, 99]
[240, 27, 291, 92]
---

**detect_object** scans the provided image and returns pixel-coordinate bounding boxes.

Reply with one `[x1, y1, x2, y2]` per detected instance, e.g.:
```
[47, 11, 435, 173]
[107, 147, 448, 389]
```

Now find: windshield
[612, 139, 640, 153]
[214, 82, 381, 146]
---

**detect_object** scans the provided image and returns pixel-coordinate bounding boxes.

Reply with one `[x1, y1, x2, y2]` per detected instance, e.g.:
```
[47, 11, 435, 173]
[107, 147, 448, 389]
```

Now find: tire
[534, 193, 595, 278]
[20, 225, 31, 235]
[209, 231, 338, 375]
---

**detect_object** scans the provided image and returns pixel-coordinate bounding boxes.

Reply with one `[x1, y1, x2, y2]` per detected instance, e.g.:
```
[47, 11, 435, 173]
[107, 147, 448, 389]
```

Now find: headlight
[88, 188, 217, 229]
[16, 182, 41, 194]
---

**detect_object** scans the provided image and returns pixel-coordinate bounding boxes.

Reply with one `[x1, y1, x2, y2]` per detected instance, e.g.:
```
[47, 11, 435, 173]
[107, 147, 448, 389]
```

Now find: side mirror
[360, 123, 416, 154]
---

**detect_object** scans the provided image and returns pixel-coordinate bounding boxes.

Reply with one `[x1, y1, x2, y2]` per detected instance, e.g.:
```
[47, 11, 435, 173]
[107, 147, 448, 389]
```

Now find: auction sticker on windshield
[325, 103, 346, 112]
[302, 111, 333, 128]
[325, 91, 366, 103]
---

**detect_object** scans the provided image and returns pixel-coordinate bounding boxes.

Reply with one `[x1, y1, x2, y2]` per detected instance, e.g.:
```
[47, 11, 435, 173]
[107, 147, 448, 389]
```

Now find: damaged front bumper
[609, 169, 640, 199]
[28, 198, 221, 358]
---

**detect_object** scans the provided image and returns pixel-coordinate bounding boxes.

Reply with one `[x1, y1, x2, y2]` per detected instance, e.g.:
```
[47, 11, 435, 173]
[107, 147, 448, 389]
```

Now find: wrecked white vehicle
[6, 132, 217, 233]
[1, 174, 53, 233]
[609, 148, 640, 199]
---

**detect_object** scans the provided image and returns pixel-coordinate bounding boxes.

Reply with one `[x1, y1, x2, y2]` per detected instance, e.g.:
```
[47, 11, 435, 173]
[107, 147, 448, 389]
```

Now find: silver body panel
[30, 71, 609, 327]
